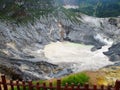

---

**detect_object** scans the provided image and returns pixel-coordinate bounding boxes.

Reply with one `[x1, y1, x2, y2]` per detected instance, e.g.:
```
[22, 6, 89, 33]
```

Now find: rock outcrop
[104, 42, 120, 62]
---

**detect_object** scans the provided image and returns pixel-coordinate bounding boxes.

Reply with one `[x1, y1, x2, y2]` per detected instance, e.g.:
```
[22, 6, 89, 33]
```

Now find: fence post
[0, 82, 2, 90]
[36, 82, 40, 90]
[1, 75, 8, 90]
[101, 85, 104, 90]
[28, 81, 33, 90]
[57, 79, 61, 90]
[107, 85, 112, 90]
[71, 83, 74, 90]
[22, 81, 26, 90]
[10, 80, 14, 90]
[114, 80, 120, 90]
[93, 85, 97, 90]
[84, 84, 89, 90]
[49, 81, 53, 90]
[43, 83, 47, 90]
[16, 80, 20, 90]
[65, 83, 68, 90]
[76, 83, 80, 90]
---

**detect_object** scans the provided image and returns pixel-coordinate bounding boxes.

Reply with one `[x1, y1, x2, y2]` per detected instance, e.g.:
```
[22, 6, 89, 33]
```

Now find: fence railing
[0, 75, 120, 90]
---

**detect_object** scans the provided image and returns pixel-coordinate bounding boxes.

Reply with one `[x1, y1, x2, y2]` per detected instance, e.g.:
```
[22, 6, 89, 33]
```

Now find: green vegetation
[54, 7, 81, 24]
[68, 0, 120, 17]
[0, 0, 120, 23]
[61, 73, 89, 86]
[0, 0, 55, 23]
[1, 0, 120, 23]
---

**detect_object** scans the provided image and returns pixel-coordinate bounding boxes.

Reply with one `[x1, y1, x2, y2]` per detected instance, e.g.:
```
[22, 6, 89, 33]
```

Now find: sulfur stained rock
[84, 66, 120, 86]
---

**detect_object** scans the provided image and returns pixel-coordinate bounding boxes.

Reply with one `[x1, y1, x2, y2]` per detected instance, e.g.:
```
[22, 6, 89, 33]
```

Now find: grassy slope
[0, 0, 54, 23]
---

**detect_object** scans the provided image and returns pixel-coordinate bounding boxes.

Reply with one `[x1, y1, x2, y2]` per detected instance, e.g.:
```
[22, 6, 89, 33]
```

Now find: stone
[91, 46, 102, 52]
[104, 43, 120, 62]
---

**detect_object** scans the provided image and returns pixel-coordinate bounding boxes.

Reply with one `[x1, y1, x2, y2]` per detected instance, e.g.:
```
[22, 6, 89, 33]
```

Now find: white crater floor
[44, 41, 114, 72]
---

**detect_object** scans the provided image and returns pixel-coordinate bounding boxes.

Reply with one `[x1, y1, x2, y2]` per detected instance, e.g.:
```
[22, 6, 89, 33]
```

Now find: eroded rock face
[0, 57, 59, 80]
[108, 18, 120, 28]
[0, 14, 120, 58]
[104, 42, 120, 62]
[0, 56, 74, 81]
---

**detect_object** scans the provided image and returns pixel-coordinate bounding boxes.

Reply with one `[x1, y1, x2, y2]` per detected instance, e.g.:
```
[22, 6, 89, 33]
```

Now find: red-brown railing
[0, 75, 120, 90]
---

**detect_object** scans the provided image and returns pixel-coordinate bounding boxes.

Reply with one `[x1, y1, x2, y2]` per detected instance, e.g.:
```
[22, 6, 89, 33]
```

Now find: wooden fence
[0, 75, 120, 90]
